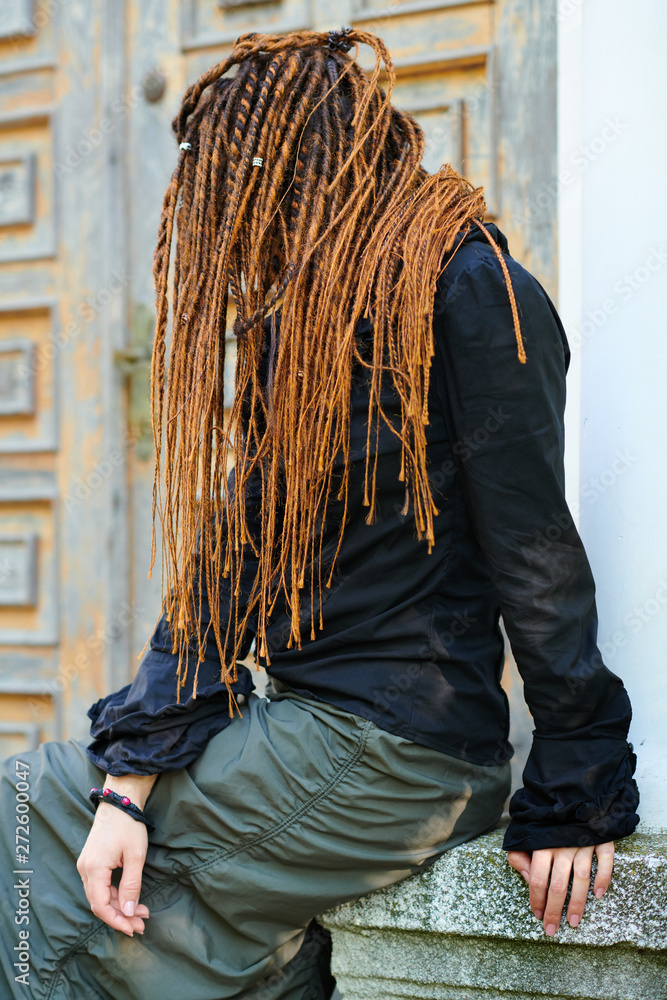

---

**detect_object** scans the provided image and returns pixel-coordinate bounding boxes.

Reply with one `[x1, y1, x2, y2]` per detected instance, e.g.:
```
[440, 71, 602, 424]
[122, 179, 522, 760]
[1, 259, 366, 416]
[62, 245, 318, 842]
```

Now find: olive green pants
[0, 684, 511, 999]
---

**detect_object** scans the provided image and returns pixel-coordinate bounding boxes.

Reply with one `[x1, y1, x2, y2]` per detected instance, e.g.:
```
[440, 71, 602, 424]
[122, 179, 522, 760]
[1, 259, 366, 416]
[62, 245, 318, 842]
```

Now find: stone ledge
[319, 826, 667, 1000]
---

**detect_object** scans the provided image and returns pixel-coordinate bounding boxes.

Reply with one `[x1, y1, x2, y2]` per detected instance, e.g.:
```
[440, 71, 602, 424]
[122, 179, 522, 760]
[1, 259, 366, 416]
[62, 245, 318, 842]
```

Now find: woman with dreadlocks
[0, 27, 638, 1000]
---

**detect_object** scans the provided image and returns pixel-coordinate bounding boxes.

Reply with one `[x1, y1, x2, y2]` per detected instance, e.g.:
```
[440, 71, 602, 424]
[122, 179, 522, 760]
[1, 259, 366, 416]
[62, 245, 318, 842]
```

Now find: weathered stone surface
[326, 931, 666, 1000]
[319, 828, 667, 1000]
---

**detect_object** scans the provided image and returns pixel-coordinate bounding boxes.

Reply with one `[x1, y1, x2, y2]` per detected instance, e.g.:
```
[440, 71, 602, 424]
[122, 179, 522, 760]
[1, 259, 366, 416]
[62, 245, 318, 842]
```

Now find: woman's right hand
[507, 841, 615, 935]
[77, 773, 157, 936]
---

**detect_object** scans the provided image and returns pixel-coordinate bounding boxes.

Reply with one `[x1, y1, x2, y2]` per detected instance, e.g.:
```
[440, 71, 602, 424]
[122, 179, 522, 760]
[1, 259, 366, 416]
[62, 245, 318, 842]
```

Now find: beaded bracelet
[89, 787, 155, 833]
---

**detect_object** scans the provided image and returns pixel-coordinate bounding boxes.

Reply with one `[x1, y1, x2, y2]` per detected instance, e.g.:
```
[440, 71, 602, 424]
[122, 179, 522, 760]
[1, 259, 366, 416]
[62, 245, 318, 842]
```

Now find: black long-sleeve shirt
[86, 222, 640, 852]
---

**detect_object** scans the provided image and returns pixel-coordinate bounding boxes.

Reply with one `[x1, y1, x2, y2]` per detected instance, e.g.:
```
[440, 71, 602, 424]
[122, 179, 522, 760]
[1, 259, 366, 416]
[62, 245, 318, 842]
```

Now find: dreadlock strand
[150, 29, 524, 698]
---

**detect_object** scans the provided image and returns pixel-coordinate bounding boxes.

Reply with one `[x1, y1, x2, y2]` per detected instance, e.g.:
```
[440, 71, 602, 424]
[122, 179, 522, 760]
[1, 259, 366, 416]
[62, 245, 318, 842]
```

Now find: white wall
[559, 0, 667, 828]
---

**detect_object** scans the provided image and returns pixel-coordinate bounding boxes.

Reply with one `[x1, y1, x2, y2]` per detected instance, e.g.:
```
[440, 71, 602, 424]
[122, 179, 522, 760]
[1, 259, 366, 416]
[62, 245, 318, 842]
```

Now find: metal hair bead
[327, 26, 354, 53]
[179, 141, 192, 150]
[252, 157, 264, 168]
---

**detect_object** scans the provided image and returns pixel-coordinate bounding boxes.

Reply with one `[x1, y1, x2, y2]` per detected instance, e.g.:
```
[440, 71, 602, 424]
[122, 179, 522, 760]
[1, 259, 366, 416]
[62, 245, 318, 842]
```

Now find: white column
[557, 0, 583, 511]
[559, 0, 667, 827]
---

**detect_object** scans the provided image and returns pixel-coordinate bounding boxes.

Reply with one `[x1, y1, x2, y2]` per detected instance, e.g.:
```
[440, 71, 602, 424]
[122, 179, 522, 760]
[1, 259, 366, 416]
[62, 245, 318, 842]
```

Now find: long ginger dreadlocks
[149, 28, 525, 708]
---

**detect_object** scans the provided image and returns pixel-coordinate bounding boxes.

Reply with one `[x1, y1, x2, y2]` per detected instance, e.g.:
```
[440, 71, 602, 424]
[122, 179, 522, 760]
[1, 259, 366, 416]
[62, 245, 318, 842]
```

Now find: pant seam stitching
[147, 717, 374, 885]
[43, 717, 374, 997]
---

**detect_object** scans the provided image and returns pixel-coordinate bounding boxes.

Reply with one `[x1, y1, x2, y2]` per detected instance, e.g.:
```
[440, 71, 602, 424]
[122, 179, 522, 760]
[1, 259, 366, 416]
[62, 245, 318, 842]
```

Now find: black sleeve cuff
[502, 736, 640, 852]
[86, 650, 256, 776]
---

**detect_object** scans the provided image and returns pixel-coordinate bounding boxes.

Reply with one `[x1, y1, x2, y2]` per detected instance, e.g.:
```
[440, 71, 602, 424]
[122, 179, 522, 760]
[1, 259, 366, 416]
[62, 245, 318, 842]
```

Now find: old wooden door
[0, 0, 553, 765]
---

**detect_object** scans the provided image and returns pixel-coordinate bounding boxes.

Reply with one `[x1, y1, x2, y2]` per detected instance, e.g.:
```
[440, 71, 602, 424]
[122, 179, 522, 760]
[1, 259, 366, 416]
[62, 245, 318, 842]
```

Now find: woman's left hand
[506, 841, 615, 936]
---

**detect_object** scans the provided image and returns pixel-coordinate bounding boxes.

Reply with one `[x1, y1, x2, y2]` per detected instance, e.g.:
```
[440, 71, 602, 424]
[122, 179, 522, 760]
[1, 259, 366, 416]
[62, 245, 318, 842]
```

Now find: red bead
[121, 796, 131, 807]
[102, 788, 111, 797]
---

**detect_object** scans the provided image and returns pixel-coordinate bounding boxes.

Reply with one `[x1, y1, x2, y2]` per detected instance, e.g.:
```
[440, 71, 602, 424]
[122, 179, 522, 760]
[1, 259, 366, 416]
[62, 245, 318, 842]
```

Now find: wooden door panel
[0, 3, 61, 755]
[353, 2, 492, 68]
[183, 0, 313, 52]
[350, 1, 498, 213]
[0, 116, 55, 262]
[390, 57, 497, 215]
[0, 306, 57, 452]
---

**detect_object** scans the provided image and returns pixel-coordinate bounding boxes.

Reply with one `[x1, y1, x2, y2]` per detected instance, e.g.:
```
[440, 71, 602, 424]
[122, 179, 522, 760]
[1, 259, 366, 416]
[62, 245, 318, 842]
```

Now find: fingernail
[545, 923, 557, 937]
[569, 914, 580, 927]
[533, 909, 544, 920]
[595, 887, 605, 899]
[521, 870, 530, 882]
[123, 901, 136, 917]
